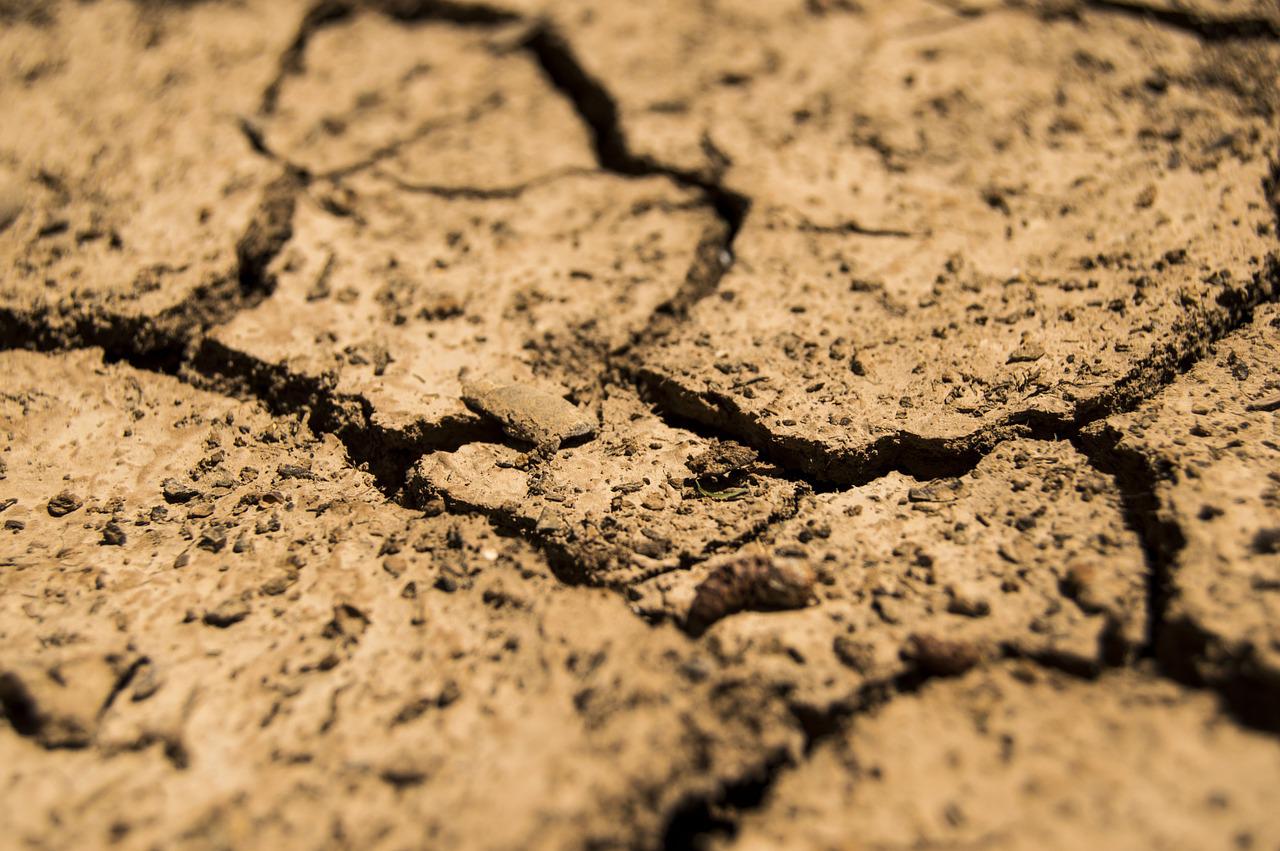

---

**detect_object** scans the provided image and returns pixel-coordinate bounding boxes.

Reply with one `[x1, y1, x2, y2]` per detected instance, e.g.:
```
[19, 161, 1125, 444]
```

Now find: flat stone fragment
[461, 377, 596, 448]
[208, 170, 722, 448]
[408, 389, 802, 586]
[1082, 303, 1280, 723]
[0, 350, 802, 849]
[639, 439, 1146, 710]
[0, 0, 307, 347]
[602, 2, 1279, 483]
[727, 663, 1280, 851]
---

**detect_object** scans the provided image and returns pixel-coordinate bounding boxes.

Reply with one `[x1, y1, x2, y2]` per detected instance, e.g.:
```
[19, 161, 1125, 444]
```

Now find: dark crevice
[1082, 0, 1280, 41]
[259, 0, 354, 117]
[0, 673, 41, 739]
[371, 0, 520, 25]
[97, 657, 147, 721]
[236, 168, 307, 295]
[632, 363, 1021, 488]
[375, 165, 599, 199]
[0, 306, 188, 374]
[1071, 426, 1183, 664]
[521, 21, 751, 275]
[795, 218, 918, 239]
[1074, 424, 1280, 734]
[661, 750, 790, 851]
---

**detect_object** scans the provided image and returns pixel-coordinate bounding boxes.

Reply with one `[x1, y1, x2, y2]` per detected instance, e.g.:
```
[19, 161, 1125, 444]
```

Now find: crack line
[1082, 0, 1280, 41]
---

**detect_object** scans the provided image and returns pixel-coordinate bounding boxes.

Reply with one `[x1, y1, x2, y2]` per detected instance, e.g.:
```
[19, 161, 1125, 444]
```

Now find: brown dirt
[1, 1, 1278, 849]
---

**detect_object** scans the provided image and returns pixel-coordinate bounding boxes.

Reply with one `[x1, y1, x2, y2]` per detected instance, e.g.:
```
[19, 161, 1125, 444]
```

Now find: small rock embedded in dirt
[907, 480, 961, 503]
[460, 378, 595, 449]
[46, 491, 82, 517]
[687, 440, 758, 483]
[259, 562, 300, 595]
[1252, 528, 1280, 555]
[203, 598, 250, 628]
[161, 478, 201, 504]
[197, 526, 228, 553]
[277, 463, 317, 481]
[902, 633, 984, 676]
[685, 552, 816, 635]
[1007, 342, 1045, 363]
[100, 521, 127, 546]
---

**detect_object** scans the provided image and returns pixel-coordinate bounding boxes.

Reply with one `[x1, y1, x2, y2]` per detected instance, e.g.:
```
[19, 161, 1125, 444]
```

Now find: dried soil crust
[727, 663, 1280, 851]
[0, 0, 308, 349]
[0, 350, 800, 849]
[1, 0, 1279, 848]
[208, 169, 722, 447]
[590, 1, 1280, 482]
[1083, 302, 1280, 723]
[408, 388, 803, 586]
[645, 438, 1147, 711]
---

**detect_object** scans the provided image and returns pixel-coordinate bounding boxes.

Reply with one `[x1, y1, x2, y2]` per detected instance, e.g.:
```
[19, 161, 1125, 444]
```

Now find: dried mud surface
[1, 1, 1278, 849]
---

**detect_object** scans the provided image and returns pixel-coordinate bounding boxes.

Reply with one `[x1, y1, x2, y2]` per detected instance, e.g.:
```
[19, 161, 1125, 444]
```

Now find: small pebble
[47, 491, 83, 517]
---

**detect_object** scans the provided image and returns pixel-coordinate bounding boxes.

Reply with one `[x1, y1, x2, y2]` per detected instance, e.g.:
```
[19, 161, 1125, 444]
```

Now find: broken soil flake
[408, 388, 801, 586]
[727, 664, 1280, 851]
[461, 377, 595, 449]
[207, 169, 722, 448]
[646, 439, 1147, 710]
[1082, 303, 1280, 722]
[0, 351, 802, 849]
[0, 0, 308, 348]
[609, 3, 1280, 482]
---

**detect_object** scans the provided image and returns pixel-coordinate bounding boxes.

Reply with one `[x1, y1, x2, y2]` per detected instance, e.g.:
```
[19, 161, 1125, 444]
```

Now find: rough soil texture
[0, 0, 1278, 849]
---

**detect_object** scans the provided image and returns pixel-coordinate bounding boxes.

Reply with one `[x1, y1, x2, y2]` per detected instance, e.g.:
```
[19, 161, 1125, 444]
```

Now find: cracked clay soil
[2, 0, 1280, 849]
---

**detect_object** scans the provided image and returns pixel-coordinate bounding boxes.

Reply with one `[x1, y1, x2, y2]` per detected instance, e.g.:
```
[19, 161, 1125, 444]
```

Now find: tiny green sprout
[694, 479, 750, 501]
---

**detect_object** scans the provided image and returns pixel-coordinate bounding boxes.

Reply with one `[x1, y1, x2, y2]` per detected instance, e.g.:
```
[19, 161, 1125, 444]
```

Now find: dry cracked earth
[1, 0, 1280, 848]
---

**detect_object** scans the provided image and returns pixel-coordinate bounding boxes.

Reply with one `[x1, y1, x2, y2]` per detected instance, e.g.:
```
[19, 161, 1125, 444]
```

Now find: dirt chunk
[685, 551, 815, 636]
[687, 440, 758, 484]
[160, 478, 200, 504]
[257, 9, 593, 186]
[45, 491, 81, 517]
[460, 377, 595, 449]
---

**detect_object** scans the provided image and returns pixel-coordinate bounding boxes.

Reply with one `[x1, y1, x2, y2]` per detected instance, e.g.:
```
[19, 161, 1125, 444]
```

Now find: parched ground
[1, 0, 1279, 848]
